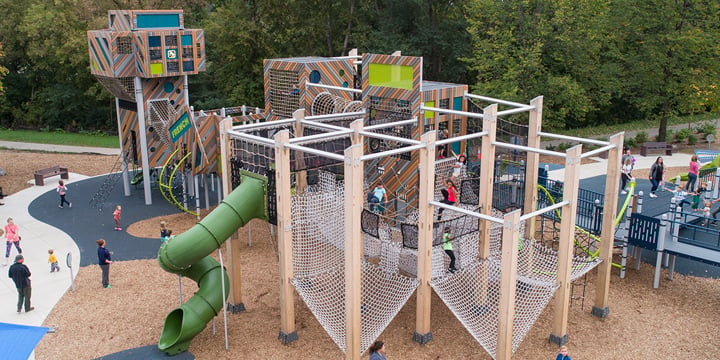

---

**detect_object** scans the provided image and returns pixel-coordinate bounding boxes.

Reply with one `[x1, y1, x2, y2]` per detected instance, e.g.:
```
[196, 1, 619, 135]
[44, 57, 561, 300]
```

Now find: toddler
[160, 220, 168, 240]
[163, 229, 175, 243]
[700, 200, 712, 226]
[113, 205, 122, 231]
[556, 345, 571, 360]
[48, 249, 60, 272]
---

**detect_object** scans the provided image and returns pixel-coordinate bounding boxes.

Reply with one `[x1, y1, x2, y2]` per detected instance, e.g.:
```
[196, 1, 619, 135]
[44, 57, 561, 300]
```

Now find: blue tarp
[0, 322, 49, 360]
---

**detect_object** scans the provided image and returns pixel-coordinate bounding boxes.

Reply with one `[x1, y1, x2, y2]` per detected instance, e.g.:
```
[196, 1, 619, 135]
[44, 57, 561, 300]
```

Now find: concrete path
[547, 152, 694, 181]
[0, 141, 119, 156]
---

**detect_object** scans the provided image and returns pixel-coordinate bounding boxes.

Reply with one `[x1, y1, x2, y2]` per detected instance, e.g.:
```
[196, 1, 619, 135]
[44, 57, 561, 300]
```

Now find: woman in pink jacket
[684, 155, 699, 192]
[4, 217, 22, 266]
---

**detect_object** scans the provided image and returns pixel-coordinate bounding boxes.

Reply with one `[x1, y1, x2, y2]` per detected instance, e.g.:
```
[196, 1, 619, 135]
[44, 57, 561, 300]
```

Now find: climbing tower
[87, 10, 214, 205]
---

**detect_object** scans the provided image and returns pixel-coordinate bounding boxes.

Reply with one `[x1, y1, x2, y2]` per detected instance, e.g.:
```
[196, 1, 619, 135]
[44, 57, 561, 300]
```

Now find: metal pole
[218, 247, 230, 350]
[178, 274, 183, 305]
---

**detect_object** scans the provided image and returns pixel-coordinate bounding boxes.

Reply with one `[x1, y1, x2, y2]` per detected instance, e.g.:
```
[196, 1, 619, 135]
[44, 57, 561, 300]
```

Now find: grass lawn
[0, 129, 119, 148]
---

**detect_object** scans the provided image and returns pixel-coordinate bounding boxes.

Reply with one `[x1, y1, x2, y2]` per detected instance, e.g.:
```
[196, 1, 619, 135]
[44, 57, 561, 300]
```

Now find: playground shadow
[28, 175, 219, 266]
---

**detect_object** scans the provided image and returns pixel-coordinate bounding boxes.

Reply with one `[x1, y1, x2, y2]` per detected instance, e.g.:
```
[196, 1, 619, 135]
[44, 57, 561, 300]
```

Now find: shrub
[624, 138, 637, 148]
[634, 131, 649, 144]
[697, 122, 717, 137]
[688, 134, 698, 146]
[674, 128, 692, 143]
[556, 142, 573, 152]
[546, 144, 557, 151]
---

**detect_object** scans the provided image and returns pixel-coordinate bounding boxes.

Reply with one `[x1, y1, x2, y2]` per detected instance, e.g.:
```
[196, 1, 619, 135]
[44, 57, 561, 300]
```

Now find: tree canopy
[0, 0, 717, 138]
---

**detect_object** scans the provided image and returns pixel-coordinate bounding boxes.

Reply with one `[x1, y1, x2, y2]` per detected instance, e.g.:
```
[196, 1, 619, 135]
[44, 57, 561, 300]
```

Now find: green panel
[453, 96, 463, 111]
[169, 112, 191, 142]
[368, 63, 413, 90]
[137, 14, 180, 29]
[424, 101, 435, 118]
[150, 63, 164, 75]
[181, 35, 193, 46]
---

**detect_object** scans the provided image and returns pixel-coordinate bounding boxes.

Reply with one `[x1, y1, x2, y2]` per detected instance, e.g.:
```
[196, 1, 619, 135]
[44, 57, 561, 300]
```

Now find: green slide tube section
[157, 173, 267, 355]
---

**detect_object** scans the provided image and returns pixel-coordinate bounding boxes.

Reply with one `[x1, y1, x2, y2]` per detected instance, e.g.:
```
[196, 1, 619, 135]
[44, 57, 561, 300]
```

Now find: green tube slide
[157, 173, 267, 355]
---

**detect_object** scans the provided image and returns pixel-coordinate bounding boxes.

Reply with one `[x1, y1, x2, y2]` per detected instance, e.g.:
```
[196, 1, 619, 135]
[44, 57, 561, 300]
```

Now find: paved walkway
[0, 141, 119, 156]
[547, 152, 693, 181]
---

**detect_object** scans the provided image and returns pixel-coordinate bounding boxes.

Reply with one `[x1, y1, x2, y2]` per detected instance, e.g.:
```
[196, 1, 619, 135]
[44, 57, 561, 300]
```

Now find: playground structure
[83, 10, 648, 360]
[87, 10, 224, 215]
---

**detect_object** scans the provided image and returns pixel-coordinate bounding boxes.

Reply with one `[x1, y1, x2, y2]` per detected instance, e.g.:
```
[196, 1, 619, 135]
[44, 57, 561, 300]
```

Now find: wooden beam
[293, 109, 308, 193]
[496, 210, 522, 360]
[274, 130, 297, 341]
[550, 145, 582, 345]
[414, 130, 436, 343]
[478, 104, 498, 258]
[524, 96, 543, 237]
[592, 133, 624, 318]
[219, 118, 245, 311]
[344, 143, 364, 360]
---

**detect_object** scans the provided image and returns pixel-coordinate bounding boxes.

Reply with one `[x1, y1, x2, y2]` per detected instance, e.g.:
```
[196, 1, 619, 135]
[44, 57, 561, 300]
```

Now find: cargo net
[290, 172, 419, 355]
[148, 99, 177, 147]
[426, 212, 599, 359]
[311, 91, 363, 115]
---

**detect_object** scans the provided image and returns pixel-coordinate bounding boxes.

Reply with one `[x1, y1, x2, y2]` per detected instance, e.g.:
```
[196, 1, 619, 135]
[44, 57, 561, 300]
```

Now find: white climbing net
[290, 171, 419, 355]
[311, 91, 363, 116]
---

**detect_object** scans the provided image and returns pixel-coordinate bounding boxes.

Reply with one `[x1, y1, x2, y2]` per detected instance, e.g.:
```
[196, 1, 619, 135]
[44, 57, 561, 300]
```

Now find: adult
[437, 178, 458, 220]
[685, 154, 700, 192]
[370, 183, 388, 214]
[620, 157, 633, 195]
[368, 340, 387, 360]
[97, 239, 113, 288]
[8, 255, 33, 313]
[648, 157, 665, 198]
[4, 217, 22, 266]
[621, 147, 635, 172]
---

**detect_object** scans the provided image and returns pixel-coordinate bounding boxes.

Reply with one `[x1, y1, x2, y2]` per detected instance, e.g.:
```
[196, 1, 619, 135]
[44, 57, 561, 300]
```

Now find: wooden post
[344, 143, 364, 360]
[219, 118, 245, 312]
[414, 130, 436, 344]
[591, 133, 624, 318]
[293, 109, 308, 194]
[496, 210, 522, 360]
[549, 145, 582, 345]
[524, 96, 543, 237]
[274, 130, 298, 343]
[478, 104, 498, 258]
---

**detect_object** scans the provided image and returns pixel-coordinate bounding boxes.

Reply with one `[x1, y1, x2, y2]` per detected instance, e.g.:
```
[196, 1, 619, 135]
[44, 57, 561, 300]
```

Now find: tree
[609, 0, 720, 141]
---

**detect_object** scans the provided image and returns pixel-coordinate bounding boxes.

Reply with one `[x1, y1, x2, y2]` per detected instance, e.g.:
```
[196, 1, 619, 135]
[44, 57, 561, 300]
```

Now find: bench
[34, 166, 69, 186]
[640, 141, 672, 157]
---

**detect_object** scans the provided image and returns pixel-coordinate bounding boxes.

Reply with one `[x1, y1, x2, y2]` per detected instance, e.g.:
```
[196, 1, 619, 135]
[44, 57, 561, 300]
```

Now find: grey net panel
[269, 69, 301, 118]
[94, 76, 136, 101]
[366, 96, 414, 160]
[148, 99, 176, 147]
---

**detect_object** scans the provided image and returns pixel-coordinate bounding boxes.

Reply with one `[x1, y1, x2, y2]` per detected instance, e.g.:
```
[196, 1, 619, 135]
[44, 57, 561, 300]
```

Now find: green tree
[609, 0, 720, 141]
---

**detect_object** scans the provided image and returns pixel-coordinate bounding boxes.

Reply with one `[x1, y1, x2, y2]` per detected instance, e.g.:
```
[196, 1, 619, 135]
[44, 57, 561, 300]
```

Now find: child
[57, 180, 71, 208]
[442, 227, 457, 273]
[691, 183, 708, 210]
[48, 249, 60, 272]
[556, 345, 571, 360]
[163, 229, 175, 243]
[699, 200, 712, 226]
[113, 205, 122, 231]
[160, 221, 168, 241]
[669, 185, 690, 208]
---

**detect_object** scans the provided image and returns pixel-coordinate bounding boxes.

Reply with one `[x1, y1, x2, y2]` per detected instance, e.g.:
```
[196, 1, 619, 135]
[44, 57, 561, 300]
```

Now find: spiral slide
[157, 173, 267, 355]
[538, 180, 635, 268]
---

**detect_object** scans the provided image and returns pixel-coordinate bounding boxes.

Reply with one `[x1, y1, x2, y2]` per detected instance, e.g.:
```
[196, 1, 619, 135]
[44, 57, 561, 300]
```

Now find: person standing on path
[685, 154, 700, 192]
[56, 180, 71, 208]
[648, 157, 665, 198]
[4, 217, 22, 266]
[8, 255, 33, 313]
[97, 239, 113, 288]
[112, 205, 122, 231]
[620, 157, 633, 194]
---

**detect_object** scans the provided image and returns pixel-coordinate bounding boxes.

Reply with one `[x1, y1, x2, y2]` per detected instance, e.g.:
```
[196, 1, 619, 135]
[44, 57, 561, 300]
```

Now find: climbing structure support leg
[275, 130, 297, 342]
[592, 133, 623, 318]
[415, 130, 436, 344]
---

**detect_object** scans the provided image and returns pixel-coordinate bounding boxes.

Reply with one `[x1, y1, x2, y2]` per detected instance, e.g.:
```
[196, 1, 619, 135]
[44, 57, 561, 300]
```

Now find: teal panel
[181, 35, 193, 46]
[137, 14, 180, 29]
[453, 96, 463, 111]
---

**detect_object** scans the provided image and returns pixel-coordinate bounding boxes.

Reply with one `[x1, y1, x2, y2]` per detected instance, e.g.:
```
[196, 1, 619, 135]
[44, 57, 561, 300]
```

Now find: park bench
[640, 141, 672, 157]
[34, 166, 69, 186]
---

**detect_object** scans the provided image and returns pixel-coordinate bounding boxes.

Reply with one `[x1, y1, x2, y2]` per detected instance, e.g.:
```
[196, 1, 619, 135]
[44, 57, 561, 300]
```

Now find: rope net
[311, 91, 363, 115]
[290, 171, 419, 355]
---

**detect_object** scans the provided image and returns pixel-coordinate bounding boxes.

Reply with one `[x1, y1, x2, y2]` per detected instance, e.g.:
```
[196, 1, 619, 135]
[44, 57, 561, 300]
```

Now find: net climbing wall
[290, 171, 419, 354]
